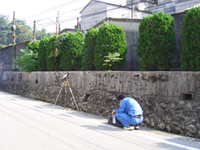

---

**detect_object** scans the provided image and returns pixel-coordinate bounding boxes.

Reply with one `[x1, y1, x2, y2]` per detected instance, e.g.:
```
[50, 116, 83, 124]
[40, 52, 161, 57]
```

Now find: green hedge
[81, 28, 98, 71]
[15, 41, 39, 72]
[59, 31, 84, 71]
[38, 37, 49, 71]
[136, 12, 176, 71]
[181, 6, 200, 71]
[93, 22, 127, 70]
[46, 35, 59, 71]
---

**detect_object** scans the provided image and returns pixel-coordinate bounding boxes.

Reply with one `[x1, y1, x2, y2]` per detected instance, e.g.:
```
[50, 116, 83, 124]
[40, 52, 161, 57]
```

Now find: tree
[0, 14, 12, 48]
[27, 40, 39, 53]
[81, 28, 98, 71]
[136, 12, 176, 71]
[93, 22, 127, 70]
[38, 37, 49, 71]
[15, 48, 38, 72]
[15, 41, 39, 72]
[46, 35, 59, 71]
[181, 6, 200, 71]
[0, 14, 55, 48]
[36, 28, 54, 40]
[59, 31, 84, 71]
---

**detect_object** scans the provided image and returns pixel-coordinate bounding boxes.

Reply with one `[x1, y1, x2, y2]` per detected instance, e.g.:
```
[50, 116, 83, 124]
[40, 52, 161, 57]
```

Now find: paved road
[0, 91, 200, 150]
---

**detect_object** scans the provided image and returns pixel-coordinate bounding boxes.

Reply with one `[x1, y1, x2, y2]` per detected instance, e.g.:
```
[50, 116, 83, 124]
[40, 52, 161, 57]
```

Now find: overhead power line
[23, 0, 81, 20]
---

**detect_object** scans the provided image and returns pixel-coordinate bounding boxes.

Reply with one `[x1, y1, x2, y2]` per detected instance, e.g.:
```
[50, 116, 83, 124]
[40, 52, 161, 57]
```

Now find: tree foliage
[81, 28, 98, 71]
[93, 22, 127, 70]
[46, 35, 59, 71]
[103, 52, 122, 70]
[181, 6, 200, 71]
[27, 40, 39, 53]
[15, 49, 38, 72]
[59, 31, 84, 71]
[38, 37, 49, 71]
[136, 12, 176, 71]
[15, 41, 39, 72]
[0, 14, 54, 48]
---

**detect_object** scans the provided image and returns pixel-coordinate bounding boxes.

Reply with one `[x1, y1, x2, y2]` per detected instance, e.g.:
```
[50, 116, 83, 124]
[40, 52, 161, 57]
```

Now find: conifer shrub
[46, 35, 59, 71]
[93, 22, 127, 70]
[58, 31, 84, 71]
[27, 40, 39, 53]
[38, 37, 49, 71]
[81, 28, 98, 71]
[181, 6, 200, 71]
[136, 12, 176, 71]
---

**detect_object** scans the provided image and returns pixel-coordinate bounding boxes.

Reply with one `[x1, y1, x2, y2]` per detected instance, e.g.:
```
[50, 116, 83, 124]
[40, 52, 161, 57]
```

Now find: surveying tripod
[52, 73, 79, 111]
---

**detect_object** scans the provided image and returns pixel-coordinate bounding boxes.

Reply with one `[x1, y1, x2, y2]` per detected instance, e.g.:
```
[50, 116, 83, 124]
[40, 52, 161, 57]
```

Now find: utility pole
[77, 17, 80, 30]
[33, 20, 36, 41]
[54, 16, 58, 71]
[131, 0, 133, 19]
[58, 11, 61, 33]
[12, 11, 17, 69]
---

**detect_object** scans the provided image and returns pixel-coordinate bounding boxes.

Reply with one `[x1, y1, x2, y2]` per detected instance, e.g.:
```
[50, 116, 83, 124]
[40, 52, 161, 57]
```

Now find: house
[146, 0, 200, 14]
[80, 0, 152, 30]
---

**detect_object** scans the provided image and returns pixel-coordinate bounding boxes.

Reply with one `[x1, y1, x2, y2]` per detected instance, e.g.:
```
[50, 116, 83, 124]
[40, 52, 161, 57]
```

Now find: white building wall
[81, 1, 107, 30]
[176, 0, 200, 13]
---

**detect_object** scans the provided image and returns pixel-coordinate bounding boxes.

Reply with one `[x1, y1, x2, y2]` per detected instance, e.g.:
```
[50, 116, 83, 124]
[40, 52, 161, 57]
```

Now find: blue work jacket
[114, 97, 143, 116]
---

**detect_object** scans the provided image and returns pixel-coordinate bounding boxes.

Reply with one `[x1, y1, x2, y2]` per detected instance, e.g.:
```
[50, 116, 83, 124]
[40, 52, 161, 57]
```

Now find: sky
[0, 0, 125, 32]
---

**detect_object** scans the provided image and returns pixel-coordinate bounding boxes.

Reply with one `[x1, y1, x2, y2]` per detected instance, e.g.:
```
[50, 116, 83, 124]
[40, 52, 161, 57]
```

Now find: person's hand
[112, 110, 115, 117]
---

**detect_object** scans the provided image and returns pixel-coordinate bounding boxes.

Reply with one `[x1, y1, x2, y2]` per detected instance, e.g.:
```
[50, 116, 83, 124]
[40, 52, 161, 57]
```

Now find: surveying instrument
[52, 73, 79, 111]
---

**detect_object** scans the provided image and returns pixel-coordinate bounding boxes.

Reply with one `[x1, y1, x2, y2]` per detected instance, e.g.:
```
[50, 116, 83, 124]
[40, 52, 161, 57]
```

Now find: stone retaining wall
[0, 71, 200, 138]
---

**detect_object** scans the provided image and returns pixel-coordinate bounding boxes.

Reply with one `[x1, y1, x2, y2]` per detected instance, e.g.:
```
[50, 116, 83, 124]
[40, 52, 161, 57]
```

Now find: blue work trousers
[115, 113, 143, 127]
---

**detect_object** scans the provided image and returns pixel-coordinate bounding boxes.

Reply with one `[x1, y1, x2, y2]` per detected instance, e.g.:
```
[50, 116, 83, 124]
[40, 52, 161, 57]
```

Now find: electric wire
[22, 0, 81, 20]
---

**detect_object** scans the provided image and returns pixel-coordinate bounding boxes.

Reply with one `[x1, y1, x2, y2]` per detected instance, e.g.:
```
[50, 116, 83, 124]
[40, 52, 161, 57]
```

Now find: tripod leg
[66, 79, 79, 111]
[52, 80, 65, 109]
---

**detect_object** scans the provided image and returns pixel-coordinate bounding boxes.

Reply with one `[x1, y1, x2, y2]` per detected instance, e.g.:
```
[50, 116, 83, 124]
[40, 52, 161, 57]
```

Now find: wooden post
[54, 17, 58, 71]
[13, 11, 16, 69]
[131, 0, 133, 19]
[33, 20, 36, 41]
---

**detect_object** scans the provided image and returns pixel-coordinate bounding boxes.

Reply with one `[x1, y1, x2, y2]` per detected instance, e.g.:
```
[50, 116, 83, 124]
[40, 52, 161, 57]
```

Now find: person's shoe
[134, 125, 139, 130]
[124, 126, 134, 131]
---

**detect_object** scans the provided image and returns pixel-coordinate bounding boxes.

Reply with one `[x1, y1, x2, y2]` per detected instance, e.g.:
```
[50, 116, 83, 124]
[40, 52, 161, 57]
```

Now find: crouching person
[108, 94, 143, 131]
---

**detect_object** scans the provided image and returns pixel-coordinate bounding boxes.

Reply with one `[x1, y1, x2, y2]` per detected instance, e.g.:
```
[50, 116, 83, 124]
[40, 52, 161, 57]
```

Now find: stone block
[186, 124, 197, 134]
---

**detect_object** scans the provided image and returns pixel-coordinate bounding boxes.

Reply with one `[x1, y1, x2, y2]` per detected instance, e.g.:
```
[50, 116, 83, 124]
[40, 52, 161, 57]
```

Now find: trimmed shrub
[59, 31, 84, 71]
[136, 12, 176, 71]
[181, 6, 200, 71]
[27, 40, 39, 53]
[38, 37, 49, 71]
[81, 28, 98, 71]
[46, 35, 59, 71]
[93, 22, 127, 70]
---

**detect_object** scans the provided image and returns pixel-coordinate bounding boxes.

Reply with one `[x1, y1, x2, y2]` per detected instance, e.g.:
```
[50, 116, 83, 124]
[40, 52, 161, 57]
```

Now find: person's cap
[117, 94, 126, 101]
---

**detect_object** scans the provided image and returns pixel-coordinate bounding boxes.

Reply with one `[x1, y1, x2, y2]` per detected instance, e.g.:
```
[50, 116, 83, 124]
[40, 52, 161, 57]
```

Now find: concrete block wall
[0, 41, 27, 71]
[0, 71, 200, 138]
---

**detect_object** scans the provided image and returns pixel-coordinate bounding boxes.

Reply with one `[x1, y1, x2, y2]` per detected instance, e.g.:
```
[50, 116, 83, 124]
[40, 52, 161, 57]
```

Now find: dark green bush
[15, 48, 38, 72]
[46, 35, 59, 71]
[27, 40, 39, 53]
[38, 37, 49, 71]
[59, 31, 84, 71]
[181, 6, 200, 71]
[136, 12, 176, 71]
[15, 41, 39, 72]
[93, 22, 127, 70]
[81, 28, 98, 71]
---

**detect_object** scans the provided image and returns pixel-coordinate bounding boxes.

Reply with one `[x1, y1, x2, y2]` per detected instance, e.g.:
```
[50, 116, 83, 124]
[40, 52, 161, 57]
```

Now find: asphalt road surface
[0, 90, 200, 150]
